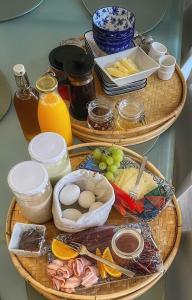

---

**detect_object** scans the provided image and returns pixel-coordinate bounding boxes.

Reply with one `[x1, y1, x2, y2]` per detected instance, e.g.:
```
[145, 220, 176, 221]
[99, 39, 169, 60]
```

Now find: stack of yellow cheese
[114, 167, 157, 199]
[106, 58, 139, 78]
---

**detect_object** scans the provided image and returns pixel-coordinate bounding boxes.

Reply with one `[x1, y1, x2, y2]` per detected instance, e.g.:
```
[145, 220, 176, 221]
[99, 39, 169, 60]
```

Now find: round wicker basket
[6, 142, 182, 300]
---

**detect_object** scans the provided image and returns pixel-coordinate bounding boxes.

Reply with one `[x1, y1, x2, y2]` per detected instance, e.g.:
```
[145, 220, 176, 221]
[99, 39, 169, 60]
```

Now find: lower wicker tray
[6, 143, 182, 300]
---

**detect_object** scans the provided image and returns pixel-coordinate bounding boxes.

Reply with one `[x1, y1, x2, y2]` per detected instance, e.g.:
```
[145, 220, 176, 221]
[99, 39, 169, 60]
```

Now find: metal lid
[49, 45, 85, 71]
[28, 132, 67, 165]
[36, 75, 58, 93]
[65, 52, 94, 77]
[7, 161, 49, 195]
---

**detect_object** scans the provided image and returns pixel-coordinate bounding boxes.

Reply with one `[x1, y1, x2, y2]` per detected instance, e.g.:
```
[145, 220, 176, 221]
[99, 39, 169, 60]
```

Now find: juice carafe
[36, 75, 72, 146]
[13, 64, 41, 141]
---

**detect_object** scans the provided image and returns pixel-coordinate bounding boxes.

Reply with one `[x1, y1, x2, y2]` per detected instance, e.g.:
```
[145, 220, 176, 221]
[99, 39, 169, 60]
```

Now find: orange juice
[38, 92, 72, 146]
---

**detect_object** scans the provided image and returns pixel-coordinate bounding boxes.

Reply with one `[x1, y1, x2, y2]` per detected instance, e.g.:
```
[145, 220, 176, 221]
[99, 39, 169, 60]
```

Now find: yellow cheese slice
[105, 67, 128, 78]
[113, 61, 131, 74]
[119, 58, 139, 74]
[114, 167, 157, 199]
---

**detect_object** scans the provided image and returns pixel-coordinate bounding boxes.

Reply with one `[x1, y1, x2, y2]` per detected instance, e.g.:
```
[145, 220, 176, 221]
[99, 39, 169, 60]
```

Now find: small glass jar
[111, 228, 144, 266]
[87, 99, 114, 130]
[116, 98, 145, 130]
[28, 132, 71, 185]
[7, 161, 52, 223]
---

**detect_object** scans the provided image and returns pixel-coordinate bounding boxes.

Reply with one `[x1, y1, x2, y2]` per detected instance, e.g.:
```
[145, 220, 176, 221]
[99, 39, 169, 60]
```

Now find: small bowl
[8, 223, 46, 257]
[93, 34, 133, 54]
[93, 6, 135, 35]
[92, 6, 135, 54]
[95, 46, 160, 86]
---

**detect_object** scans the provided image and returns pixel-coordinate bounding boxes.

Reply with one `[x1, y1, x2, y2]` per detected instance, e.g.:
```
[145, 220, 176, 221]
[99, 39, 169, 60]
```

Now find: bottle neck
[14, 72, 31, 92]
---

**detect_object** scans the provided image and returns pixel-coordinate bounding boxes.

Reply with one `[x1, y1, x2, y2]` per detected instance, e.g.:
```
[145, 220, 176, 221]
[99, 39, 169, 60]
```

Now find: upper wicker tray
[6, 143, 182, 300]
[67, 60, 186, 145]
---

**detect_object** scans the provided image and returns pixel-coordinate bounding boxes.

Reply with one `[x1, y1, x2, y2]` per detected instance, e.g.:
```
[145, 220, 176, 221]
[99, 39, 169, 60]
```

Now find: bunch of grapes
[92, 147, 124, 181]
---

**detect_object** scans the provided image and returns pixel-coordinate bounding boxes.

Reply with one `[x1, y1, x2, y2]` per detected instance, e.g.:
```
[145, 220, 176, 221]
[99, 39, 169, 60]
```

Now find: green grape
[114, 162, 121, 169]
[112, 152, 123, 163]
[99, 162, 107, 171]
[106, 156, 114, 166]
[93, 148, 102, 161]
[105, 171, 114, 181]
[101, 154, 107, 163]
[115, 149, 124, 157]
[107, 164, 118, 173]
[108, 146, 116, 154]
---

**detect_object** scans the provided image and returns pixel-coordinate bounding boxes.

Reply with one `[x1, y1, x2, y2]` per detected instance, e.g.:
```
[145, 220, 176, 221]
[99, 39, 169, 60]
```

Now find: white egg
[78, 190, 95, 209]
[59, 184, 80, 205]
[62, 208, 82, 221]
[89, 201, 103, 212]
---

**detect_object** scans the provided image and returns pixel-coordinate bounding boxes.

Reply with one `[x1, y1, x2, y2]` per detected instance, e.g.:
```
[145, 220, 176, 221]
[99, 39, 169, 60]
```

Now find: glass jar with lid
[87, 99, 114, 130]
[111, 228, 144, 266]
[7, 161, 52, 223]
[116, 98, 145, 130]
[65, 52, 96, 121]
[28, 132, 71, 185]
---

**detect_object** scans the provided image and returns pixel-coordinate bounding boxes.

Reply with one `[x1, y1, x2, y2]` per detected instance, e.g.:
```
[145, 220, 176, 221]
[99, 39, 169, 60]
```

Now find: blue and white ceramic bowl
[92, 6, 135, 54]
[93, 6, 135, 35]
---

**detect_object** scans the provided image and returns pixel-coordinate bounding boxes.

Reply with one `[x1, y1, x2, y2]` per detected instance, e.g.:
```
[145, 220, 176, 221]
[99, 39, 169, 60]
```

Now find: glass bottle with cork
[36, 75, 73, 146]
[13, 64, 41, 141]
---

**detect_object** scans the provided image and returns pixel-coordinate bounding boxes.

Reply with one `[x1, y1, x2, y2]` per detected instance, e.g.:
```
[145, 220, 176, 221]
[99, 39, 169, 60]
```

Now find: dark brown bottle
[13, 64, 40, 141]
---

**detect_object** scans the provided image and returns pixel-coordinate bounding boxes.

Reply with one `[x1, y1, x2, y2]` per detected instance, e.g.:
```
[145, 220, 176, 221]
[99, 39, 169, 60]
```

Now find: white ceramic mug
[159, 55, 176, 72]
[148, 42, 167, 62]
[158, 69, 174, 80]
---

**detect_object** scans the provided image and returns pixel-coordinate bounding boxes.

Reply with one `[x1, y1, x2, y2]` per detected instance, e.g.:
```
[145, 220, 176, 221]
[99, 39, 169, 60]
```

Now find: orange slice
[51, 239, 78, 260]
[96, 248, 107, 279]
[102, 247, 122, 278]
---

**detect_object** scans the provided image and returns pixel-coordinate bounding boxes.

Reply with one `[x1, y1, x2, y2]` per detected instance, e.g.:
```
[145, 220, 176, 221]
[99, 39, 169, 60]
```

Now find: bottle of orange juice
[36, 75, 72, 146]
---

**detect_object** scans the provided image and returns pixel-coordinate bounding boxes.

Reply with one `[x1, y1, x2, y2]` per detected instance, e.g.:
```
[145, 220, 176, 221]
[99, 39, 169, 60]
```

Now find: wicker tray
[67, 62, 186, 145]
[6, 143, 182, 300]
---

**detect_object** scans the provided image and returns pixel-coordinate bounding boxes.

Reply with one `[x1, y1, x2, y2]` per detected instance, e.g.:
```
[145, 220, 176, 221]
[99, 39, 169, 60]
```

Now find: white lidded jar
[28, 132, 71, 185]
[7, 161, 52, 223]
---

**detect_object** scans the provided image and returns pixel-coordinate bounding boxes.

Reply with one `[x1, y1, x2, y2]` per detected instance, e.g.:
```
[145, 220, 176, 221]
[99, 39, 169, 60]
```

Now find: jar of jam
[111, 228, 144, 266]
[116, 98, 145, 130]
[87, 99, 114, 130]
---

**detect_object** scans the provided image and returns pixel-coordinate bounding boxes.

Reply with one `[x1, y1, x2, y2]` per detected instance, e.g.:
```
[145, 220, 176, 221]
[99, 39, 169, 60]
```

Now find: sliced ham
[57, 265, 73, 278]
[52, 259, 64, 267]
[47, 263, 61, 277]
[64, 276, 81, 289]
[68, 259, 75, 270]
[73, 257, 91, 277]
[52, 276, 65, 291]
[81, 265, 99, 288]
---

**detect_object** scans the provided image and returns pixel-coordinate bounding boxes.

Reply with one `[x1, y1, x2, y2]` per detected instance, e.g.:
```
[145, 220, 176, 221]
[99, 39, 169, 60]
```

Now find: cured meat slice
[57, 265, 73, 278]
[72, 257, 91, 277]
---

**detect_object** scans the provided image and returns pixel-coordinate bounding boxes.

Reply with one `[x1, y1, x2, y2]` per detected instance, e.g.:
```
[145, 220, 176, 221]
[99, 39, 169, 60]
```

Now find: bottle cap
[13, 64, 26, 76]
[28, 132, 67, 164]
[7, 161, 49, 195]
[36, 75, 58, 93]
